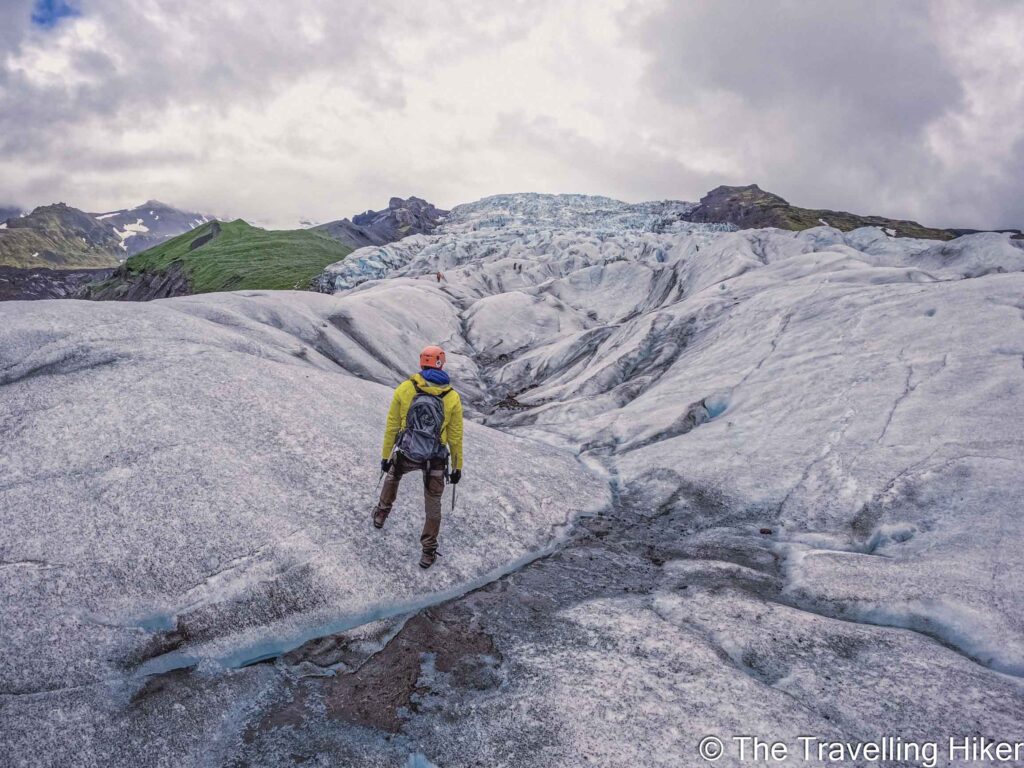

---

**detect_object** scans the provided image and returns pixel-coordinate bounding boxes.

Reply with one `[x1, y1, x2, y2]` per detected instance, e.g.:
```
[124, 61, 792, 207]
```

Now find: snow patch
[112, 217, 151, 250]
[123, 218, 149, 234]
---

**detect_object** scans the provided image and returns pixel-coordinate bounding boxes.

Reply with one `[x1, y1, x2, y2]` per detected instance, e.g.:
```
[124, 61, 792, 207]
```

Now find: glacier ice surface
[3, 192, 1024, 766]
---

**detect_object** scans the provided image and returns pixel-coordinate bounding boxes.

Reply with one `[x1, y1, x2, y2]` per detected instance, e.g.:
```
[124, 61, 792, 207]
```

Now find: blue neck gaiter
[420, 368, 450, 386]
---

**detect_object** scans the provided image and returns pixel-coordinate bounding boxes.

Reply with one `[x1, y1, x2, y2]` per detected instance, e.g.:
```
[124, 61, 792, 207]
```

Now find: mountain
[314, 196, 447, 249]
[687, 183, 960, 239]
[85, 196, 441, 300]
[0, 205, 22, 222]
[3, 192, 1023, 765]
[87, 219, 353, 300]
[0, 200, 216, 270]
[0, 202, 123, 268]
[91, 200, 214, 256]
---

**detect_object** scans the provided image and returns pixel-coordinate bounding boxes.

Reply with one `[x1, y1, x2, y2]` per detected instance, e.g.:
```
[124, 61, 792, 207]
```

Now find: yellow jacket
[381, 373, 464, 469]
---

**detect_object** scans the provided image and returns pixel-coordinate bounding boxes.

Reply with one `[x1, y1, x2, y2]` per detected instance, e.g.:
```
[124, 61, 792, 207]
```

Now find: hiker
[372, 345, 464, 569]
[435, 271, 445, 283]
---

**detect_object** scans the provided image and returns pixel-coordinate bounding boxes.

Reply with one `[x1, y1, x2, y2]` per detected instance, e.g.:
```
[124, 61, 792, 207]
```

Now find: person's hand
[381, 459, 392, 473]
[449, 469, 461, 485]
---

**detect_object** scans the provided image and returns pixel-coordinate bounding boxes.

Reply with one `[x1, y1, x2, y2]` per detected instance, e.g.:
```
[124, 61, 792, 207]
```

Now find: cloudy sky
[1, 0, 1021, 229]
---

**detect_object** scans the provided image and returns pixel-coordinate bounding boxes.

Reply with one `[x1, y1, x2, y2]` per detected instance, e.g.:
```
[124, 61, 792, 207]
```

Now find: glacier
[2, 192, 1023, 766]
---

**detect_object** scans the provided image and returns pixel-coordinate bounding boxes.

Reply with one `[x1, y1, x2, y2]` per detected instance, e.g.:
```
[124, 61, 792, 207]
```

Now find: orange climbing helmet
[419, 345, 446, 370]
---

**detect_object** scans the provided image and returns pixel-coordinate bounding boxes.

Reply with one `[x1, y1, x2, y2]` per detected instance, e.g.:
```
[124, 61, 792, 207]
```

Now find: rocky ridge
[315, 196, 448, 250]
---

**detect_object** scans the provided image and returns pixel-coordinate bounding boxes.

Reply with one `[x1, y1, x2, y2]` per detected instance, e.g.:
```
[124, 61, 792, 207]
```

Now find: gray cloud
[628, 0, 1023, 228]
[637, 1, 958, 127]
[0, 2, 400, 143]
[0, 0, 1020, 229]
[0, 0, 33, 48]
[492, 112, 719, 201]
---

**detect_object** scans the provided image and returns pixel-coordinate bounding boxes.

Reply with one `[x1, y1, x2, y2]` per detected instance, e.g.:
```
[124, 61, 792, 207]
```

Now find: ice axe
[445, 464, 457, 511]
[375, 448, 398, 493]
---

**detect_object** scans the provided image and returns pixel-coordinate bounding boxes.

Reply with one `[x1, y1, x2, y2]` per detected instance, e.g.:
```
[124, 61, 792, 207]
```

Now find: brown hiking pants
[374, 453, 446, 553]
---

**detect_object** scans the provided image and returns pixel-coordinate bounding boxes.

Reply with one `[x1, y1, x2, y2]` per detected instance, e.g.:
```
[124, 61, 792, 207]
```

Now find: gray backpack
[396, 379, 451, 463]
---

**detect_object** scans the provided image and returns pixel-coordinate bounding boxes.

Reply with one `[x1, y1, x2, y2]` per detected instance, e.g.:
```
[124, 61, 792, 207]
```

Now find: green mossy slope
[119, 219, 353, 294]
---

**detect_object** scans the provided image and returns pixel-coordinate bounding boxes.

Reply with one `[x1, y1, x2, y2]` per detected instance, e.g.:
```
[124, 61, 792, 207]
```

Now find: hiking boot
[372, 509, 388, 529]
[419, 550, 439, 569]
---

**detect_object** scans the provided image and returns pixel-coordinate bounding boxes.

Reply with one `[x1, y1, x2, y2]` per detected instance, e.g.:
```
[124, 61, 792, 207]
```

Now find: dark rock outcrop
[0, 265, 114, 301]
[315, 196, 447, 250]
[186, 220, 221, 251]
[688, 184, 956, 240]
[85, 261, 191, 301]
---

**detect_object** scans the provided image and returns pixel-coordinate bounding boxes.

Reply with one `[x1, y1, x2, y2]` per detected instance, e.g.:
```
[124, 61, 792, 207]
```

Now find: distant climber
[435, 271, 445, 282]
[372, 345, 464, 569]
